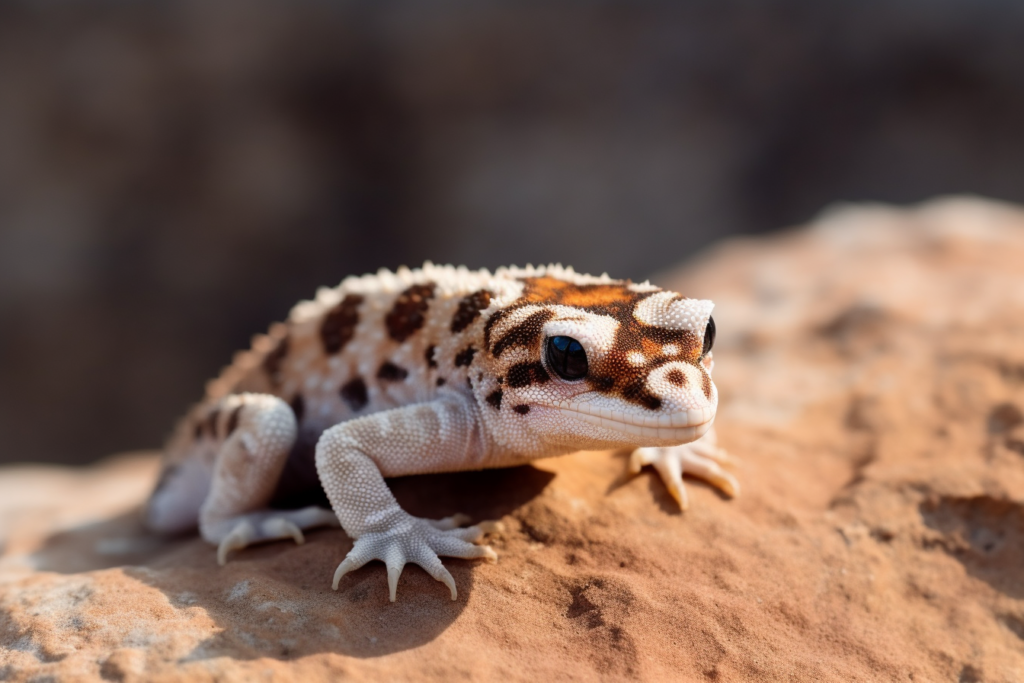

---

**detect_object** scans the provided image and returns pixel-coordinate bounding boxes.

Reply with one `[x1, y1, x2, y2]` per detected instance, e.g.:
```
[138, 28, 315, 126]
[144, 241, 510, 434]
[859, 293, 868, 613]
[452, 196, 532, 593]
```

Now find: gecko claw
[420, 556, 459, 600]
[332, 554, 366, 590]
[387, 563, 404, 602]
[217, 521, 255, 566]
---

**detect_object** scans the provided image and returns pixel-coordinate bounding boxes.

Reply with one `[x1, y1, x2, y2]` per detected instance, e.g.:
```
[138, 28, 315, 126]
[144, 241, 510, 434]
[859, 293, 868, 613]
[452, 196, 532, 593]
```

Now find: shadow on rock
[30, 511, 190, 574]
[30, 465, 554, 659]
[919, 495, 1024, 599]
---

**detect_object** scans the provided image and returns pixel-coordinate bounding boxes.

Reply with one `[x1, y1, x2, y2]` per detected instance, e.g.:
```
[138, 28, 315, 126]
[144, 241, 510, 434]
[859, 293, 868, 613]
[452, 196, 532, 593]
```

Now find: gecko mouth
[553, 404, 713, 442]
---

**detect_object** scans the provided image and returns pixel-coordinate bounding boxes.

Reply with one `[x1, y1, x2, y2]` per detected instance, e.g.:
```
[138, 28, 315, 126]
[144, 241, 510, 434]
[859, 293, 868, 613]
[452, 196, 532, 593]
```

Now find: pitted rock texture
[4, 196, 1024, 681]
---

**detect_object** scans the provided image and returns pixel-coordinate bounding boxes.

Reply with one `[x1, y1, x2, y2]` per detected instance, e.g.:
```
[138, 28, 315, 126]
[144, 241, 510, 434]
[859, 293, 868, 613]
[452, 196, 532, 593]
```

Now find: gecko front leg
[315, 393, 497, 602]
[630, 426, 739, 510]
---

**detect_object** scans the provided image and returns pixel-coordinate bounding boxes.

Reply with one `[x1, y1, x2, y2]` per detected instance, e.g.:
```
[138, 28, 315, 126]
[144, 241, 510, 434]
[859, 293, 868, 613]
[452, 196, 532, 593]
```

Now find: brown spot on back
[666, 369, 687, 387]
[425, 345, 437, 368]
[455, 346, 476, 367]
[507, 361, 550, 388]
[491, 309, 555, 357]
[377, 362, 409, 382]
[386, 283, 436, 342]
[340, 378, 368, 411]
[263, 335, 289, 384]
[289, 395, 305, 423]
[483, 307, 508, 349]
[205, 409, 221, 439]
[486, 389, 503, 410]
[451, 289, 493, 333]
[321, 294, 363, 354]
[514, 404, 531, 415]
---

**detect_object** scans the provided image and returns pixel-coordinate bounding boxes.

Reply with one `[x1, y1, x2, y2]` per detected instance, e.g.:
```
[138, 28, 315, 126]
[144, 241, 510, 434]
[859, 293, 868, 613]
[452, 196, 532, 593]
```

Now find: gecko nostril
[666, 369, 688, 387]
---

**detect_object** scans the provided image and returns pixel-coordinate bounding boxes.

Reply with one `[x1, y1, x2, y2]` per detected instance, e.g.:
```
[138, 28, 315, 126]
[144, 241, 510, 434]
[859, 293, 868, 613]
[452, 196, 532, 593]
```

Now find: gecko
[144, 263, 738, 601]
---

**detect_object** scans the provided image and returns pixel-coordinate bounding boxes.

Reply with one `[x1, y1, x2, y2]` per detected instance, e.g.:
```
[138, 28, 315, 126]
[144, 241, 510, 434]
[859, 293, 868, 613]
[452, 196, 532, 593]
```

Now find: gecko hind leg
[197, 393, 337, 564]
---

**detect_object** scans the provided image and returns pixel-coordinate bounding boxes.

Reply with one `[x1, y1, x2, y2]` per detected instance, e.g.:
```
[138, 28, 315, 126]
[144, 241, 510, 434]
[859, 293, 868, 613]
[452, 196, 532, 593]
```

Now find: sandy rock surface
[4, 196, 1024, 682]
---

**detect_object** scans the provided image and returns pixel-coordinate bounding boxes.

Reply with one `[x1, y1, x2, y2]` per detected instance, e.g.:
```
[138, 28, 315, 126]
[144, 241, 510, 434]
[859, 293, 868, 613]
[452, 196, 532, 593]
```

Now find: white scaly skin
[145, 264, 738, 601]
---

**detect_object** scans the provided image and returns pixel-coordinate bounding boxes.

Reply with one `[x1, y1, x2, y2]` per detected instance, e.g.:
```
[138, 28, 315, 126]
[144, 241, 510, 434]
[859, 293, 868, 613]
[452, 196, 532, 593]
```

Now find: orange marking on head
[639, 337, 664, 358]
[519, 276, 573, 303]
[559, 286, 636, 308]
[520, 277, 636, 309]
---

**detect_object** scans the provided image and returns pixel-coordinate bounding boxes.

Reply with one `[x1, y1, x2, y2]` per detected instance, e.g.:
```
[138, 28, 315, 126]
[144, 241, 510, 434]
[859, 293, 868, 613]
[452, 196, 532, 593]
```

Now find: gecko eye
[702, 316, 716, 357]
[547, 336, 588, 380]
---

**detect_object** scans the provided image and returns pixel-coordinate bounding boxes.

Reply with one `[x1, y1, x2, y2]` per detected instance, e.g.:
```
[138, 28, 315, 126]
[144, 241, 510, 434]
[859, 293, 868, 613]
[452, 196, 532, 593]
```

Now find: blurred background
[2, 0, 1024, 466]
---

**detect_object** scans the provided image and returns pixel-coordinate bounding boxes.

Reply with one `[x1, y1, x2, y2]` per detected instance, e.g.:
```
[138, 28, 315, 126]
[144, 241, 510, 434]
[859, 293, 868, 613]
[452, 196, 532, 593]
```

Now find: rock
[4, 196, 1024, 681]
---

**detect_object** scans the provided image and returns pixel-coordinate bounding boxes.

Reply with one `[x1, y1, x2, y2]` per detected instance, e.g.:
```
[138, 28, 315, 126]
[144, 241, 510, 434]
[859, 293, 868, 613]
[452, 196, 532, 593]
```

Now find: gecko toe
[262, 518, 305, 545]
[629, 448, 650, 474]
[633, 440, 740, 510]
[428, 513, 472, 530]
[446, 525, 485, 542]
[386, 561, 405, 602]
[417, 553, 458, 600]
[206, 506, 338, 565]
[432, 534, 497, 562]
[679, 452, 741, 498]
[653, 454, 689, 511]
[476, 520, 505, 534]
[331, 542, 374, 590]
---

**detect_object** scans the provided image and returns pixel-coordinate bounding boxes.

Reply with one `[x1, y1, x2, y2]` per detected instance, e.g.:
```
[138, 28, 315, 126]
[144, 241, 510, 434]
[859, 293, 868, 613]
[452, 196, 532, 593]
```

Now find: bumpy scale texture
[145, 264, 737, 601]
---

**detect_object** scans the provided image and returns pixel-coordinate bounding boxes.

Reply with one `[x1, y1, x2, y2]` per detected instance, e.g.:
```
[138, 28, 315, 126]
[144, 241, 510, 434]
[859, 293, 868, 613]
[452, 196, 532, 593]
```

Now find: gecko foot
[209, 506, 341, 565]
[332, 514, 496, 602]
[631, 440, 739, 511]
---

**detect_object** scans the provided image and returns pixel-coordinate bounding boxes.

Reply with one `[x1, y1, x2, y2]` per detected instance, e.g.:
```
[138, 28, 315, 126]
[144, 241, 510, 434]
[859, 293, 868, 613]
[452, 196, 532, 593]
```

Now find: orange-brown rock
[4, 196, 1024, 681]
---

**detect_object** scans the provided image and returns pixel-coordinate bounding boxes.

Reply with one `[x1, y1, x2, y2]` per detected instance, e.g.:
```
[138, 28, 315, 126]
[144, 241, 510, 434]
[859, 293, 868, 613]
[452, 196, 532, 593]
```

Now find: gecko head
[481, 274, 718, 452]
